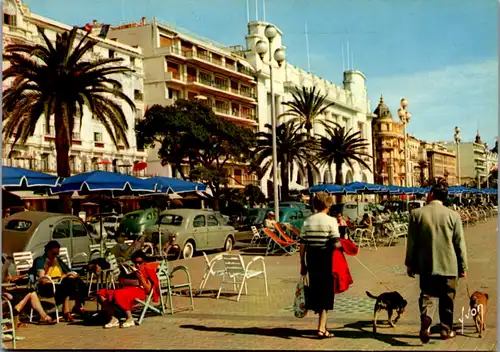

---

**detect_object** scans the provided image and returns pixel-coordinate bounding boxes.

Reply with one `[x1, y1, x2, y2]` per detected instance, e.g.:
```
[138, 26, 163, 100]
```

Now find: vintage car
[117, 208, 158, 238]
[2, 211, 93, 265]
[278, 207, 312, 229]
[144, 208, 236, 259]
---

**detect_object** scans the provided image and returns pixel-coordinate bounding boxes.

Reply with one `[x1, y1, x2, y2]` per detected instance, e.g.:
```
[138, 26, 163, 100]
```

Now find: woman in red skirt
[96, 251, 159, 328]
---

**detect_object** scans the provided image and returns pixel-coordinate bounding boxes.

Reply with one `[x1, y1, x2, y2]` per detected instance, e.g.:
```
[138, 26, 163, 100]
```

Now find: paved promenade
[6, 218, 497, 350]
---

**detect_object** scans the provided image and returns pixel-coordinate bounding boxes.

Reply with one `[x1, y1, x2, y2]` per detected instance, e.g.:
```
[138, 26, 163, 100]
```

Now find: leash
[352, 255, 393, 292]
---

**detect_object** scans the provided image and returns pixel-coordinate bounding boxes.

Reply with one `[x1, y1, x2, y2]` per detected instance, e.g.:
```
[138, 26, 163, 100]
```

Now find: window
[40, 154, 49, 171]
[168, 88, 180, 100]
[207, 215, 218, 227]
[72, 220, 87, 237]
[3, 13, 16, 26]
[160, 215, 183, 226]
[108, 49, 115, 58]
[94, 132, 103, 142]
[3, 0, 17, 26]
[52, 220, 71, 239]
[146, 211, 157, 221]
[130, 56, 136, 66]
[5, 220, 31, 231]
[193, 215, 205, 228]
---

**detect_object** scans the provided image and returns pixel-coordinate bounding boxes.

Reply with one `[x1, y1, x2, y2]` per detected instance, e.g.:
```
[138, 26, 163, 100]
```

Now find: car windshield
[125, 213, 141, 220]
[5, 219, 32, 231]
[160, 214, 183, 226]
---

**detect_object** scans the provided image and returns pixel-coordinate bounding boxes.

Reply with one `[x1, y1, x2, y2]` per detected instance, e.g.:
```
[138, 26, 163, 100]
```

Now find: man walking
[405, 181, 468, 343]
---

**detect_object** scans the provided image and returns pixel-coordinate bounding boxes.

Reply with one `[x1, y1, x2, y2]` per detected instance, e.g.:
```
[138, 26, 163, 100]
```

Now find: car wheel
[223, 236, 234, 252]
[182, 241, 195, 259]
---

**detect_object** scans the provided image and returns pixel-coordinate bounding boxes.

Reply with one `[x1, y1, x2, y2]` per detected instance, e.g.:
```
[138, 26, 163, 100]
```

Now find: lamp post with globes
[454, 126, 461, 186]
[397, 98, 412, 187]
[255, 25, 286, 218]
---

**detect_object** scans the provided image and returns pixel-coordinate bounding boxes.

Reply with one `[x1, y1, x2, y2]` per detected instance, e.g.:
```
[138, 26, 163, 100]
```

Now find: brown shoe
[419, 315, 432, 344]
[440, 330, 456, 340]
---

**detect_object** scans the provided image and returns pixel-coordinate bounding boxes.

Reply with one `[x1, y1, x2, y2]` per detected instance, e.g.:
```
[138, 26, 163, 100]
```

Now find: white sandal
[104, 317, 120, 329]
[121, 319, 135, 328]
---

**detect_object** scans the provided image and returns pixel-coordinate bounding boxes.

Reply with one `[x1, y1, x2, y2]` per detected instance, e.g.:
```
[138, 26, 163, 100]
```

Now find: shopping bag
[293, 275, 309, 318]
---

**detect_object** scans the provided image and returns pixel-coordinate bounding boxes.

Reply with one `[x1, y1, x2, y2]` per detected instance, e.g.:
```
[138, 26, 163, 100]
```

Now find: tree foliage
[312, 125, 372, 185]
[250, 120, 318, 200]
[135, 99, 255, 208]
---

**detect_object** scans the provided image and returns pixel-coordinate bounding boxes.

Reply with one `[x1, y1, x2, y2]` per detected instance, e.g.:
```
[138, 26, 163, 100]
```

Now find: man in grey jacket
[405, 181, 468, 343]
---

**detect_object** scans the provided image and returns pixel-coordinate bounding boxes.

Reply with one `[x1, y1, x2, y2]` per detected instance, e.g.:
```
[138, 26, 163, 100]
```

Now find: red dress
[97, 262, 160, 311]
[332, 239, 358, 294]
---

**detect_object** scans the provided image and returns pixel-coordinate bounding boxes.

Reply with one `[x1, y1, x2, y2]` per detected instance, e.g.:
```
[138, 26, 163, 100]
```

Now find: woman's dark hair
[130, 250, 148, 263]
[44, 240, 60, 253]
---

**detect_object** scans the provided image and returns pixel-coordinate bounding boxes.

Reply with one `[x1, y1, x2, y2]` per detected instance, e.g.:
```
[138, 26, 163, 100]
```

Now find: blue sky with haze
[25, 0, 498, 146]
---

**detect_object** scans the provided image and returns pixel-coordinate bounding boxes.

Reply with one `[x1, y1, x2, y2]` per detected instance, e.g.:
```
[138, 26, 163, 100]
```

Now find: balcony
[188, 75, 257, 103]
[165, 71, 184, 84]
[211, 105, 257, 125]
[162, 46, 187, 60]
[94, 142, 105, 148]
[184, 50, 255, 80]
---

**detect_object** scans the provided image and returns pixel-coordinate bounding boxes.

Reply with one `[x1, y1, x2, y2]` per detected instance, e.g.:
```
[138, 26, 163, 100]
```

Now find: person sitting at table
[2, 256, 55, 326]
[358, 213, 373, 229]
[31, 240, 88, 322]
[96, 250, 159, 329]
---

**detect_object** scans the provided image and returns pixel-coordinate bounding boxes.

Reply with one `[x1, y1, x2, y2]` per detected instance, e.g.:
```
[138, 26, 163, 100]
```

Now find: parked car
[2, 211, 93, 265]
[117, 208, 158, 238]
[279, 207, 312, 229]
[143, 209, 236, 259]
[330, 202, 373, 222]
[269, 201, 310, 211]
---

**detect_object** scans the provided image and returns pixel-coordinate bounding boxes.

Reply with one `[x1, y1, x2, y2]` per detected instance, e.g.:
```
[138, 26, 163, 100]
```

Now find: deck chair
[283, 223, 301, 238]
[2, 295, 17, 349]
[216, 254, 268, 302]
[198, 252, 224, 294]
[135, 260, 194, 324]
[12, 252, 33, 276]
[274, 223, 298, 243]
[263, 228, 297, 256]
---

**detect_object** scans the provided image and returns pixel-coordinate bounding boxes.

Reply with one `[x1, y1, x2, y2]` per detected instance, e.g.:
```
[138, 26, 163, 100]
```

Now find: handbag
[293, 275, 309, 318]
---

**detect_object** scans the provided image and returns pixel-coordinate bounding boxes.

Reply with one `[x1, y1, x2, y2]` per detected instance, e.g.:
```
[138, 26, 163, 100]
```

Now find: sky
[24, 0, 499, 146]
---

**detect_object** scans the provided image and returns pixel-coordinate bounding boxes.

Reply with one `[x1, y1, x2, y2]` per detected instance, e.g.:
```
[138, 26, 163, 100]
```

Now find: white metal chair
[58, 248, 71, 267]
[216, 254, 268, 302]
[29, 275, 60, 323]
[250, 226, 261, 245]
[2, 294, 17, 349]
[358, 228, 378, 250]
[198, 252, 225, 294]
[103, 254, 121, 290]
[12, 252, 33, 276]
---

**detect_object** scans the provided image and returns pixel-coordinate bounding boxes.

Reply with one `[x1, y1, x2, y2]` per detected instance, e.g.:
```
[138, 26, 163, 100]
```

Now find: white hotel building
[2, 0, 147, 175]
[109, 18, 374, 196]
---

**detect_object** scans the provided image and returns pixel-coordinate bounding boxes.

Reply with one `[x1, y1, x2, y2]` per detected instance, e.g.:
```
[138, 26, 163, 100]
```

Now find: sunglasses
[134, 260, 143, 265]
[49, 251, 59, 256]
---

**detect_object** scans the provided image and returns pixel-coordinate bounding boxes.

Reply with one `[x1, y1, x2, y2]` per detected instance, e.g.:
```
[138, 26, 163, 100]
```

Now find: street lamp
[397, 98, 411, 187]
[255, 24, 286, 218]
[454, 126, 461, 186]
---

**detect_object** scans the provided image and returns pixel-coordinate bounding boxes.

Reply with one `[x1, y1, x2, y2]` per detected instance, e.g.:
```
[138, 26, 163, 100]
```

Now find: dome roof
[373, 95, 393, 121]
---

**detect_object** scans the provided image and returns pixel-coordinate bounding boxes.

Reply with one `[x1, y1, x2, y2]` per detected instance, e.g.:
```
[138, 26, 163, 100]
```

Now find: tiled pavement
[4, 218, 498, 350]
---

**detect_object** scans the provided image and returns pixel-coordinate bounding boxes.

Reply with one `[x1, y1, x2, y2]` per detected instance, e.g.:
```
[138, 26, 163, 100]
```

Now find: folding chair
[216, 254, 268, 302]
[263, 228, 297, 256]
[29, 275, 60, 323]
[198, 252, 224, 294]
[2, 294, 17, 349]
[274, 223, 297, 243]
[283, 223, 301, 238]
[135, 260, 194, 324]
[12, 252, 33, 276]
[250, 226, 262, 245]
[358, 228, 378, 251]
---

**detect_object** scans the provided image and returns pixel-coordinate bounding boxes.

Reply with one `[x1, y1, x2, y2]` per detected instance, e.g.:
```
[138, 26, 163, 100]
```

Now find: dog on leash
[366, 291, 407, 333]
[468, 285, 488, 338]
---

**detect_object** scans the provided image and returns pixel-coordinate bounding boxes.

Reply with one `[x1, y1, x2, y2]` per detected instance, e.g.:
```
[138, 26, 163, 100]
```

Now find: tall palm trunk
[335, 161, 344, 203]
[55, 109, 72, 214]
[281, 161, 290, 201]
[306, 126, 315, 187]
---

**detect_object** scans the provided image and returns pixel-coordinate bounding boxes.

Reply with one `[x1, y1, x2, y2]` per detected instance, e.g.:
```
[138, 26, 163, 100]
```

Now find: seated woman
[31, 241, 88, 322]
[96, 250, 159, 329]
[335, 213, 348, 239]
[2, 256, 55, 326]
[358, 213, 373, 229]
[108, 232, 136, 264]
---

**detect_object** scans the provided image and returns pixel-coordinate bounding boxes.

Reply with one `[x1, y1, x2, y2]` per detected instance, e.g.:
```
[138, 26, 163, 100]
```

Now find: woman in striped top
[300, 192, 341, 339]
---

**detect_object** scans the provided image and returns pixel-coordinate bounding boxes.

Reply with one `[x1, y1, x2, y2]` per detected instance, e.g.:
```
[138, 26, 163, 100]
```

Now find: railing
[237, 66, 254, 77]
[166, 71, 181, 80]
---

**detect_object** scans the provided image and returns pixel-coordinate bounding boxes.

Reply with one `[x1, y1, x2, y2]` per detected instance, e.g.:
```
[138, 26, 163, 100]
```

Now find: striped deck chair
[262, 228, 298, 256]
[283, 223, 301, 239]
[274, 223, 298, 243]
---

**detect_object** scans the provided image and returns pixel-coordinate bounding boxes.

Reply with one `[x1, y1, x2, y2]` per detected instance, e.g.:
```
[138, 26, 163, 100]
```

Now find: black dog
[366, 291, 407, 333]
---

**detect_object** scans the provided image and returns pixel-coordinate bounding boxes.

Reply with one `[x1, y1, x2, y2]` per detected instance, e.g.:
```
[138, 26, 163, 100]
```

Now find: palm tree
[314, 126, 372, 185]
[251, 120, 318, 200]
[3, 26, 135, 211]
[280, 86, 337, 186]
